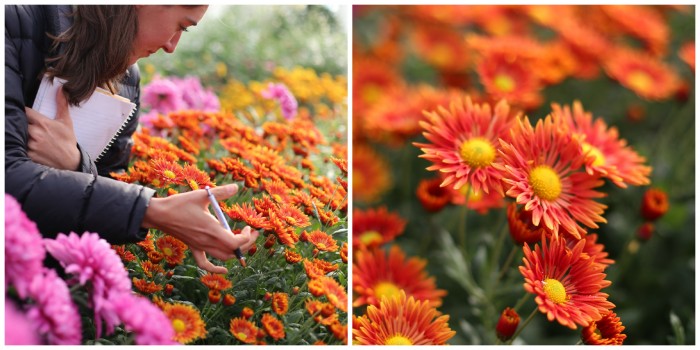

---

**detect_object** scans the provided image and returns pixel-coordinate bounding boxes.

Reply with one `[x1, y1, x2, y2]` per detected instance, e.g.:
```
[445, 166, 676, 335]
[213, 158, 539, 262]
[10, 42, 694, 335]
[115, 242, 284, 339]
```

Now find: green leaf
[669, 311, 685, 345]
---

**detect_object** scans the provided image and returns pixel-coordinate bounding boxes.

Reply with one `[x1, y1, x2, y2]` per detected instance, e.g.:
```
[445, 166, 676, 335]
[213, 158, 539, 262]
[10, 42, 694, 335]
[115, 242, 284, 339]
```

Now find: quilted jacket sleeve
[5, 5, 155, 244]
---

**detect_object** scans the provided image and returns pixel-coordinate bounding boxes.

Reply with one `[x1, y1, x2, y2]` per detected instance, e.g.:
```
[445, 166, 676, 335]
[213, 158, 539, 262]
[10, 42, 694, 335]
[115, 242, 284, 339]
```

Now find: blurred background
[352, 5, 694, 345]
[139, 5, 347, 89]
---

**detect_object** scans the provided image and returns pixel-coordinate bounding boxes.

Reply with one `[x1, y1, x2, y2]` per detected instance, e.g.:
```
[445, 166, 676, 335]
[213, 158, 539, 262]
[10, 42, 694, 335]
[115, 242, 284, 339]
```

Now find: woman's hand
[25, 87, 81, 170]
[141, 184, 260, 274]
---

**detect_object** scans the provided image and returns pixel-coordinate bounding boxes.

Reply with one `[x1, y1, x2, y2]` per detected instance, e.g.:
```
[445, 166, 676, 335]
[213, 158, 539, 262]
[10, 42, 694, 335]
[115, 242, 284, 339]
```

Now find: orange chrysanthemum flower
[641, 187, 669, 221]
[303, 258, 327, 280]
[679, 41, 695, 72]
[226, 202, 269, 230]
[313, 258, 339, 273]
[284, 249, 302, 264]
[149, 156, 184, 186]
[410, 23, 470, 72]
[570, 233, 614, 270]
[180, 164, 214, 191]
[306, 300, 338, 326]
[147, 251, 164, 264]
[414, 96, 514, 195]
[271, 292, 289, 315]
[261, 313, 285, 341]
[353, 245, 446, 308]
[552, 101, 651, 188]
[520, 234, 615, 330]
[155, 235, 188, 265]
[306, 230, 339, 252]
[353, 291, 455, 345]
[448, 182, 505, 215]
[230, 317, 258, 344]
[476, 53, 543, 110]
[352, 206, 406, 250]
[416, 177, 452, 213]
[111, 245, 136, 262]
[200, 273, 233, 291]
[352, 143, 392, 203]
[496, 115, 607, 239]
[507, 203, 548, 246]
[604, 49, 682, 101]
[163, 303, 207, 344]
[137, 233, 156, 253]
[132, 277, 163, 295]
[308, 279, 325, 297]
[316, 276, 348, 312]
[275, 202, 311, 228]
[330, 156, 348, 174]
[600, 5, 668, 56]
[340, 242, 348, 264]
[262, 179, 292, 204]
[140, 260, 164, 279]
[582, 311, 627, 345]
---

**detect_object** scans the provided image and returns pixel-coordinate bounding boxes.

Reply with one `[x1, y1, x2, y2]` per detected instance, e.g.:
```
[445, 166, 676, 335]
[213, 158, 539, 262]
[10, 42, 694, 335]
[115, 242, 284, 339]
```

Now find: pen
[205, 186, 247, 267]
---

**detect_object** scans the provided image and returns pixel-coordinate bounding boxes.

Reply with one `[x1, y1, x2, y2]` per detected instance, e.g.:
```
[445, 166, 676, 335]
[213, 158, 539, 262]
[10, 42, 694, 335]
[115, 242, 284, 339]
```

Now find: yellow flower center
[468, 188, 483, 201]
[374, 281, 401, 301]
[359, 230, 383, 246]
[361, 84, 383, 105]
[237, 332, 248, 341]
[188, 180, 199, 190]
[529, 165, 562, 201]
[494, 73, 516, 92]
[164, 170, 177, 179]
[429, 44, 453, 67]
[172, 319, 186, 333]
[582, 142, 606, 167]
[163, 247, 173, 256]
[459, 138, 496, 168]
[316, 242, 327, 250]
[385, 335, 413, 345]
[628, 71, 653, 92]
[543, 278, 567, 304]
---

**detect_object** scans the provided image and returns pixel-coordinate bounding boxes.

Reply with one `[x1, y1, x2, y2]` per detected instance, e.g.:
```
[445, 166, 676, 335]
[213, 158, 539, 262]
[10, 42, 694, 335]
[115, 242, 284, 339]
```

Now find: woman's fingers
[191, 248, 228, 274]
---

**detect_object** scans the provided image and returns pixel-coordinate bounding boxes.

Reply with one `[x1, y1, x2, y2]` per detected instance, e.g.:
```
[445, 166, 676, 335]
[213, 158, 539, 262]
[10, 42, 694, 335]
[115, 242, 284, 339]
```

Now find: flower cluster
[353, 4, 692, 345]
[110, 69, 348, 345]
[4, 194, 174, 345]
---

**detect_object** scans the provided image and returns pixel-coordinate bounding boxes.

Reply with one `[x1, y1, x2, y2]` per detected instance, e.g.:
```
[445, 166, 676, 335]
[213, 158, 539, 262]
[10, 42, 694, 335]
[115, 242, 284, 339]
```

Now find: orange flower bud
[209, 289, 222, 304]
[641, 188, 669, 221]
[496, 307, 520, 342]
[223, 293, 237, 306]
[164, 284, 174, 296]
[241, 306, 254, 319]
[637, 222, 654, 241]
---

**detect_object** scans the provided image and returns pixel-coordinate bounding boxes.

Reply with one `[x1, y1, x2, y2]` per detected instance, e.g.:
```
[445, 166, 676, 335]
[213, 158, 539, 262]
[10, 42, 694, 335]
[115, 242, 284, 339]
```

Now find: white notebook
[31, 75, 137, 161]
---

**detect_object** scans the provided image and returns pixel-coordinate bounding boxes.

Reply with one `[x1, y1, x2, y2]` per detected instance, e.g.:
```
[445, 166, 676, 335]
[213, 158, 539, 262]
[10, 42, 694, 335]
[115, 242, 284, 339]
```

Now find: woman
[5, 5, 258, 273]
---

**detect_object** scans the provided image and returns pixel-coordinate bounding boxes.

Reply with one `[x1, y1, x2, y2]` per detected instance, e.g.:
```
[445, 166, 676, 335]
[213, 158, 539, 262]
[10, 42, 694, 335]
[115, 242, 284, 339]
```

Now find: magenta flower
[175, 76, 220, 111]
[142, 76, 185, 114]
[44, 232, 132, 337]
[261, 82, 298, 120]
[26, 269, 82, 345]
[5, 194, 46, 298]
[110, 293, 177, 345]
[6, 298, 40, 345]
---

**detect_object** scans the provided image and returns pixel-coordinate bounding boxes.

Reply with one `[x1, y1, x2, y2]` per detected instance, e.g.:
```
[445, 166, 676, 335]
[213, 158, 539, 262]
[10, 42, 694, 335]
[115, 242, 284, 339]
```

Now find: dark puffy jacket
[5, 5, 154, 243]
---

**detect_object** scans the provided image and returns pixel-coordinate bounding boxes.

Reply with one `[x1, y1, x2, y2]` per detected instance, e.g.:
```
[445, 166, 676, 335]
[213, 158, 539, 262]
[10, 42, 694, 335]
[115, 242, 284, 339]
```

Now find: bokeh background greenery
[138, 5, 347, 88]
[353, 5, 694, 345]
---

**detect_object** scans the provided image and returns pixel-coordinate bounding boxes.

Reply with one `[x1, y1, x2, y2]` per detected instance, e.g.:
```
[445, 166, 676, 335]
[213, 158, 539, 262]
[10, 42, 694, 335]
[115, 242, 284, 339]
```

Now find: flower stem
[497, 246, 519, 281]
[507, 307, 538, 345]
[488, 218, 509, 282]
[576, 339, 583, 345]
[459, 205, 469, 260]
[513, 292, 531, 313]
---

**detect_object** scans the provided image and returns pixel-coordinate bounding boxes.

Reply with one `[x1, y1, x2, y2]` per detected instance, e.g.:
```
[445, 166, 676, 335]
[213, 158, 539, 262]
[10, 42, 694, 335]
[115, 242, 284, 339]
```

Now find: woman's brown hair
[46, 6, 138, 106]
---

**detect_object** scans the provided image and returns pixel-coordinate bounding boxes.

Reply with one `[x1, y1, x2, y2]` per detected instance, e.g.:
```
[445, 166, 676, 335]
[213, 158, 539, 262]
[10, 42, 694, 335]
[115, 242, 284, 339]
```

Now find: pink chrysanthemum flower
[551, 101, 651, 188]
[520, 234, 615, 330]
[414, 96, 515, 196]
[26, 269, 82, 345]
[142, 76, 185, 114]
[174, 76, 221, 111]
[44, 232, 132, 336]
[495, 115, 607, 239]
[6, 298, 40, 345]
[110, 293, 177, 345]
[5, 194, 46, 298]
[261, 82, 298, 120]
